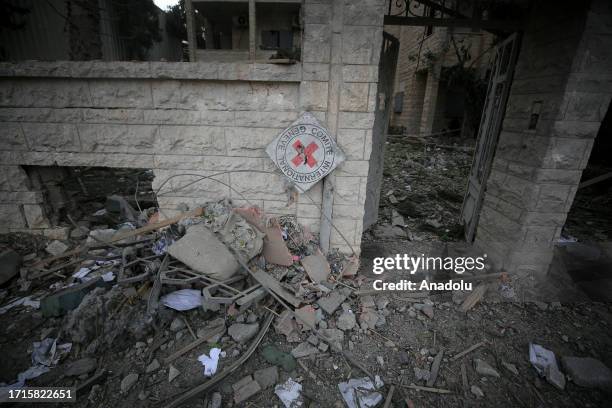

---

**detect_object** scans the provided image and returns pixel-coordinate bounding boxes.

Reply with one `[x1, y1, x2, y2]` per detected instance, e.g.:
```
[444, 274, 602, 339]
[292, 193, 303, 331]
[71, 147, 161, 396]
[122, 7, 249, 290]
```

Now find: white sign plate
[266, 112, 345, 192]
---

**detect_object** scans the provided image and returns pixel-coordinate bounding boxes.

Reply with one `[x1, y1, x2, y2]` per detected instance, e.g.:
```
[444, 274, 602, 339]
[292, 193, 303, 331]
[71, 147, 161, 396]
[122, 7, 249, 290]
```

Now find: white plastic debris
[274, 377, 303, 408]
[197, 348, 224, 377]
[93, 208, 107, 216]
[529, 343, 557, 376]
[101, 271, 115, 282]
[73, 267, 92, 280]
[338, 376, 384, 408]
[161, 289, 203, 311]
[0, 296, 40, 314]
[529, 343, 566, 389]
[32, 338, 72, 367]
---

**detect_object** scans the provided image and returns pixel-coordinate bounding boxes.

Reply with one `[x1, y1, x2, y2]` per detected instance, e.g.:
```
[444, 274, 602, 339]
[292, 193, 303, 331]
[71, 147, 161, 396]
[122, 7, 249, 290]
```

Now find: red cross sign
[291, 140, 319, 168]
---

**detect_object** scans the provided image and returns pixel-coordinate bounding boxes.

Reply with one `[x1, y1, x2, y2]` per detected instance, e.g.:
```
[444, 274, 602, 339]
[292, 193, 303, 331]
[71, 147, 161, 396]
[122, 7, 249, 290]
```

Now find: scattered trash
[338, 376, 384, 408]
[529, 343, 566, 390]
[274, 377, 303, 408]
[161, 289, 203, 311]
[0, 296, 40, 314]
[198, 348, 224, 377]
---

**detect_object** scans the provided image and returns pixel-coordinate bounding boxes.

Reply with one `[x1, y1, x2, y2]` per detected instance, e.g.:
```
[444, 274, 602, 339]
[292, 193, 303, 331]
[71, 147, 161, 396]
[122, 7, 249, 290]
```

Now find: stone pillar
[185, 0, 197, 62]
[474, 0, 612, 283]
[299, 0, 386, 254]
[419, 65, 441, 135]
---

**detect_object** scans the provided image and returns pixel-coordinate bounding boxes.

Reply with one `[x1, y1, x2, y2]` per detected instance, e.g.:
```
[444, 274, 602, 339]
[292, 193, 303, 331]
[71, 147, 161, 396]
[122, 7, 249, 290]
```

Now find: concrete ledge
[0, 61, 302, 82]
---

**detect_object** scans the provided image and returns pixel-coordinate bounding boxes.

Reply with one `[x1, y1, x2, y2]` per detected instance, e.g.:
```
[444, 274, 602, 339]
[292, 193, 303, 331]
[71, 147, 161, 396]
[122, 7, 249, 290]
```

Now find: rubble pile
[1, 195, 611, 407]
[365, 135, 474, 242]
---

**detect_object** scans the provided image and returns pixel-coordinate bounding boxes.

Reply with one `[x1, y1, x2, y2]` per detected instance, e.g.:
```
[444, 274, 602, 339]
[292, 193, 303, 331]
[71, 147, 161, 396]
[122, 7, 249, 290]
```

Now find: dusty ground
[364, 134, 474, 243]
[1, 282, 611, 407]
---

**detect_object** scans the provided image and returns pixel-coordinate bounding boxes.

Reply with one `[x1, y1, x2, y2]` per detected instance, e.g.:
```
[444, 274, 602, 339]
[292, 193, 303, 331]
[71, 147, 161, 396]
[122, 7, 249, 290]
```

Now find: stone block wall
[0, 0, 387, 256]
[475, 0, 612, 277]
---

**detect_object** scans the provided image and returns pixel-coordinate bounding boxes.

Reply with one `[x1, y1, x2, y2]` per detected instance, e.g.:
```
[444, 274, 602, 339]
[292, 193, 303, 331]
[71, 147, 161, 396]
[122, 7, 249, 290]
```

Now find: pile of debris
[365, 134, 474, 242]
[2, 194, 612, 407]
[0, 195, 384, 407]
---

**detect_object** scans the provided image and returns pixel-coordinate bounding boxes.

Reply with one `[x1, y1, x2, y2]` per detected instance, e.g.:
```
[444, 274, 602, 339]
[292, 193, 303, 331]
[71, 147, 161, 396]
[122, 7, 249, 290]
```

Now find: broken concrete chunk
[228, 323, 259, 343]
[168, 364, 180, 382]
[561, 356, 612, 389]
[294, 305, 316, 330]
[337, 310, 357, 331]
[167, 224, 239, 280]
[233, 376, 262, 404]
[146, 359, 160, 373]
[0, 249, 21, 285]
[45, 240, 69, 256]
[359, 309, 379, 329]
[474, 359, 500, 378]
[317, 290, 347, 315]
[121, 373, 138, 394]
[391, 210, 405, 227]
[320, 328, 344, 351]
[301, 253, 331, 283]
[170, 317, 185, 332]
[254, 366, 279, 389]
[291, 342, 319, 358]
[263, 222, 293, 266]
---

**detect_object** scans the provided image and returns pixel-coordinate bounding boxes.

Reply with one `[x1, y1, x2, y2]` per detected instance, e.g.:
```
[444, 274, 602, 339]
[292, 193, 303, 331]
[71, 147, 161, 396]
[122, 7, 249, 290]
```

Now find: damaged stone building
[1, 0, 612, 407]
[0, 0, 611, 286]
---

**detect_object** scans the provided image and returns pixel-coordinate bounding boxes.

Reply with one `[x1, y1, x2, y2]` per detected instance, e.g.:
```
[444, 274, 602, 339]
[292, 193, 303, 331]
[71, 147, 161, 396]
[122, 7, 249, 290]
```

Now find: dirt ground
[1, 272, 611, 408]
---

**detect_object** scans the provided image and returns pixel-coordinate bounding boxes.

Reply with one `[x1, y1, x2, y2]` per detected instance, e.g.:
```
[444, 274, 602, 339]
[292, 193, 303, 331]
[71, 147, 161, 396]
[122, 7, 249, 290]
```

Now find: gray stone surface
[320, 328, 344, 351]
[0, 249, 20, 285]
[291, 342, 319, 358]
[170, 317, 185, 332]
[474, 359, 500, 378]
[121, 373, 138, 394]
[253, 366, 279, 389]
[337, 310, 357, 331]
[146, 359, 160, 373]
[317, 290, 347, 315]
[168, 224, 239, 280]
[45, 240, 68, 256]
[228, 323, 259, 343]
[562, 356, 612, 389]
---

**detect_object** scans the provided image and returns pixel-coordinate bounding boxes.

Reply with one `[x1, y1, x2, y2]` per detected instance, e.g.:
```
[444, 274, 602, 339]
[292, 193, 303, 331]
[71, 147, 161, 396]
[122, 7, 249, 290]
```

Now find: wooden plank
[383, 385, 396, 408]
[252, 270, 301, 308]
[579, 171, 612, 189]
[109, 208, 203, 243]
[426, 348, 444, 387]
[450, 342, 484, 361]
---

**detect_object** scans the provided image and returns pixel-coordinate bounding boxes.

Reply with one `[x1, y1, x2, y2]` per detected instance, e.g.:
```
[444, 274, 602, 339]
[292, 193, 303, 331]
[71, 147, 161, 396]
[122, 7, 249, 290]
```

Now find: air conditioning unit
[232, 15, 248, 28]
